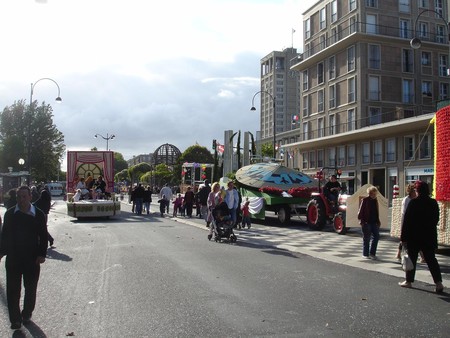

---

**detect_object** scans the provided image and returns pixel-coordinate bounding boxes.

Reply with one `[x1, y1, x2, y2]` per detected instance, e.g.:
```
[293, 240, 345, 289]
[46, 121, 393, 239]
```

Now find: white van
[46, 182, 64, 196]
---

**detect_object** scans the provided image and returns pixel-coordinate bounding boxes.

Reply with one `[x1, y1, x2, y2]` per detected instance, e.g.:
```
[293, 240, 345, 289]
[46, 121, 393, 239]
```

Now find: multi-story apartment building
[258, 48, 301, 143]
[275, 0, 448, 202]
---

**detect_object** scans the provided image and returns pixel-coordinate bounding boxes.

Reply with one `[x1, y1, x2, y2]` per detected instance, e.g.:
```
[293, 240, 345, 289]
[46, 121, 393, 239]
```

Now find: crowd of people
[73, 175, 108, 201]
[0, 175, 445, 332]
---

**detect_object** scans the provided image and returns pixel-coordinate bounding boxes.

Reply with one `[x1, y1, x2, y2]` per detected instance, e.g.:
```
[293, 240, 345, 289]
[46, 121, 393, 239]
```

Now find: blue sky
[0, 0, 317, 165]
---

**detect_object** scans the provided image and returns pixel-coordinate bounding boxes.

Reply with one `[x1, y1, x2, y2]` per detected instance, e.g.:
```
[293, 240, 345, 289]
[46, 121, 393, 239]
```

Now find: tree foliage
[128, 162, 152, 183]
[261, 143, 274, 158]
[114, 152, 128, 175]
[0, 100, 65, 182]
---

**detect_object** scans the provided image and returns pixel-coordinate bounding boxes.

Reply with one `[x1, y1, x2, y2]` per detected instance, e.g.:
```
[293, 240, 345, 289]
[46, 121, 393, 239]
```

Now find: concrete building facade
[271, 0, 448, 203]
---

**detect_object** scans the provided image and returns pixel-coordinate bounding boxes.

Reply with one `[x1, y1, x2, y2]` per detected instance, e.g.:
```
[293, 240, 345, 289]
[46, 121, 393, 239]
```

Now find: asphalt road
[0, 200, 449, 337]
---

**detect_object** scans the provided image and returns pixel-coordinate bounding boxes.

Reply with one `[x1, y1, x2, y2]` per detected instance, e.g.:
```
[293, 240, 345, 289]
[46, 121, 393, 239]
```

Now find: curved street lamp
[251, 90, 276, 159]
[95, 133, 115, 150]
[28, 78, 62, 180]
[410, 9, 449, 50]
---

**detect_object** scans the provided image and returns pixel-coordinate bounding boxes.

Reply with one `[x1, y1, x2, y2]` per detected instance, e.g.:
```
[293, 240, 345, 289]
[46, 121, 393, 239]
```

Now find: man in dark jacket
[357, 186, 380, 259]
[0, 186, 48, 330]
[198, 180, 211, 226]
[399, 181, 444, 293]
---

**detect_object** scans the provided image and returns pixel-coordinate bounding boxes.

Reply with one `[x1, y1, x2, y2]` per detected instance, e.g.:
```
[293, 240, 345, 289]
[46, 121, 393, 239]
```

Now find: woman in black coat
[34, 188, 55, 247]
[399, 181, 443, 293]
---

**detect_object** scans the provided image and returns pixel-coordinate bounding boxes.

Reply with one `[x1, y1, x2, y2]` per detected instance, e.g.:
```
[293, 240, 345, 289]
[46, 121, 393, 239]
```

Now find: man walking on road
[0, 186, 48, 330]
[159, 184, 173, 214]
[198, 179, 211, 226]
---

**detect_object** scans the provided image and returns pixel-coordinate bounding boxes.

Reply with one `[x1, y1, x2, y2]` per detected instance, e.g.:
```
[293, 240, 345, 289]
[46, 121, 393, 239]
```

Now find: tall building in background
[258, 48, 301, 146]
[279, 0, 448, 201]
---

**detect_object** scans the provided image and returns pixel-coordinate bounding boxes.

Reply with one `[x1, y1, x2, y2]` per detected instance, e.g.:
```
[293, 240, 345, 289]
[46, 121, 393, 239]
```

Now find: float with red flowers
[234, 162, 317, 224]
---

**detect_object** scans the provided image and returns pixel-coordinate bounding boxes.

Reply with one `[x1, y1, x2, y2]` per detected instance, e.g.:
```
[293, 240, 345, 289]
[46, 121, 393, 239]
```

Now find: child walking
[241, 198, 251, 229]
[173, 194, 184, 217]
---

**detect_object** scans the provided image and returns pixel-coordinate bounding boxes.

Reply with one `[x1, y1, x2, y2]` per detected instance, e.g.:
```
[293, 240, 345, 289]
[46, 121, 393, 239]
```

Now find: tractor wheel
[333, 213, 346, 234]
[277, 206, 291, 224]
[307, 198, 326, 230]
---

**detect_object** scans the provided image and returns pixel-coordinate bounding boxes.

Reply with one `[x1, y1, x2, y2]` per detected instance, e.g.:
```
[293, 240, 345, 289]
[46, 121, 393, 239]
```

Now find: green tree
[261, 143, 274, 158]
[115, 168, 129, 182]
[153, 163, 173, 186]
[0, 100, 65, 182]
[128, 162, 152, 183]
[114, 152, 128, 175]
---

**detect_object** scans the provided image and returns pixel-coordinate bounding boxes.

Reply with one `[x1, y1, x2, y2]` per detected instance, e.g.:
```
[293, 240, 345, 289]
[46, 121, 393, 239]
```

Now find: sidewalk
[132, 200, 450, 288]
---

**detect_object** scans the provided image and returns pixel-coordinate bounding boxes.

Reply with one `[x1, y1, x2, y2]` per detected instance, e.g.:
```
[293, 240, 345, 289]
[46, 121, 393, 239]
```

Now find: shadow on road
[46, 248, 73, 262]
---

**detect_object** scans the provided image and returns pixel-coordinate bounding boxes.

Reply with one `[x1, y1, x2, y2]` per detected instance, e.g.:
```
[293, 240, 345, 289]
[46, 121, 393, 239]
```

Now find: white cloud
[0, 0, 317, 167]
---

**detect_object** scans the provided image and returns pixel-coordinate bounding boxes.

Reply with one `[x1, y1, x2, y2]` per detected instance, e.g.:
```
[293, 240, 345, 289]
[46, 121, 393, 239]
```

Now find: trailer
[234, 163, 316, 224]
[66, 151, 120, 219]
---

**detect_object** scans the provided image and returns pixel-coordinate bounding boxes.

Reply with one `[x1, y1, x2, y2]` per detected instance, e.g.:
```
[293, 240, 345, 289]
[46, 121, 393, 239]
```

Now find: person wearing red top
[241, 198, 251, 229]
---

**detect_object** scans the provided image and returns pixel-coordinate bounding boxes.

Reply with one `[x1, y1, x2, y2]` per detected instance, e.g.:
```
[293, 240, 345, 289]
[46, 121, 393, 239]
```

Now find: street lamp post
[94, 133, 115, 150]
[28, 78, 62, 181]
[410, 9, 450, 105]
[251, 90, 276, 159]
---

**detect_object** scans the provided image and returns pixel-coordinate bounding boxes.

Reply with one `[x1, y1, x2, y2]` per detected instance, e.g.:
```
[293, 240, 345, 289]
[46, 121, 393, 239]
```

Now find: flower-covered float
[234, 163, 316, 224]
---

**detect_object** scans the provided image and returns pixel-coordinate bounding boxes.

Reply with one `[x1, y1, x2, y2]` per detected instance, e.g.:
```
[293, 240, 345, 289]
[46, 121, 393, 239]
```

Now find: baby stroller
[210, 202, 237, 243]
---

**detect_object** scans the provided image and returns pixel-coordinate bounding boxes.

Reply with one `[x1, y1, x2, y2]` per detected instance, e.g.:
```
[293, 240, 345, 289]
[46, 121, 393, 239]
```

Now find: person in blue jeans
[357, 186, 380, 260]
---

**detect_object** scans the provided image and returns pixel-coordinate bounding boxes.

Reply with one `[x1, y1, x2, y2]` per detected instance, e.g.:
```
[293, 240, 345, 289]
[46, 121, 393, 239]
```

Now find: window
[309, 151, 316, 169]
[421, 51, 431, 66]
[422, 81, 432, 96]
[347, 144, 356, 166]
[349, 16, 357, 34]
[318, 62, 324, 84]
[348, 108, 356, 131]
[319, 35, 326, 51]
[328, 147, 336, 166]
[373, 140, 382, 163]
[369, 107, 381, 125]
[349, 0, 357, 11]
[404, 136, 415, 160]
[419, 0, 429, 8]
[419, 22, 428, 39]
[348, 77, 356, 102]
[305, 18, 311, 39]
[439, 55, 448, 77]
[368, 44, 380, 69]
[302, 122, 309, 141]
[318, 89, 324, 112]
[362, 142, 370, 164]
[419, 133, 431, 159]
[400, 19, 410, 39]
[399, 0, 410, 12]
[318, 118, 325, 138]
[329, 85, 336, 109]
[331, 27, 338, 43]
[338, 146, 345, 166]
[369, 76, 380, 101]
[386, 138, 396, 162]
[329, 56, 336, 79]
[303, 95, 310, 117]
[347, 46, 355, 71]
[302, 152, 308, 169]
[402, 49, 413, 72]
[440, 83, 449, 100]
[436, 25, 445, 43]
[317, 149, 324, 167]
[366, 0, 378, 7]
[331, 0, 338, 23]
[403, 79, 414, 103]
[435, 0, 443, 16]
[303, 70, 309, 91]
[329, 114, 337, 135]
[366, 14, 377, 34]
[320, 8, 326, 30]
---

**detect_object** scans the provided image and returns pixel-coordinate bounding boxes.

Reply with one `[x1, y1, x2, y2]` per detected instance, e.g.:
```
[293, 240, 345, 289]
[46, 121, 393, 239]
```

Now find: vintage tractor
[306, 167, 348, 234]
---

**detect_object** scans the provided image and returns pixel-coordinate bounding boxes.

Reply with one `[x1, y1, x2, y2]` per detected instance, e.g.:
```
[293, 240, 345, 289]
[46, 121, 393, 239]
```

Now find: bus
[46, 182, 64, 196]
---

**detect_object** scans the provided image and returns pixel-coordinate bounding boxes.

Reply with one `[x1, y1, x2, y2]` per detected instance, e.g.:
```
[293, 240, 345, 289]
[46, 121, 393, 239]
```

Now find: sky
[0, 0, 317, 167]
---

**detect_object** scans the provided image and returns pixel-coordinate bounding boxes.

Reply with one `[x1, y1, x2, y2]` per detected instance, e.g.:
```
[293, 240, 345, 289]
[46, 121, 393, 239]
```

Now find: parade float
[66, 151, 120, 219]
[234, 162, 317, 224]
[390, 105, 450, 245]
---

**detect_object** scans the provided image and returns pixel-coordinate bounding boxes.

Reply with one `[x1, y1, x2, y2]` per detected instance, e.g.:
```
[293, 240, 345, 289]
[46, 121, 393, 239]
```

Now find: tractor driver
[324, 174, 341, 208]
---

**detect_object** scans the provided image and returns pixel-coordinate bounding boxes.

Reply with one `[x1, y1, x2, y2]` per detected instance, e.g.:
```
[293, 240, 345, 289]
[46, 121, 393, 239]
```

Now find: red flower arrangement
[435, 106, 450, 201]
[288, 186, 317, 198]
[259, 186, 283, 195]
